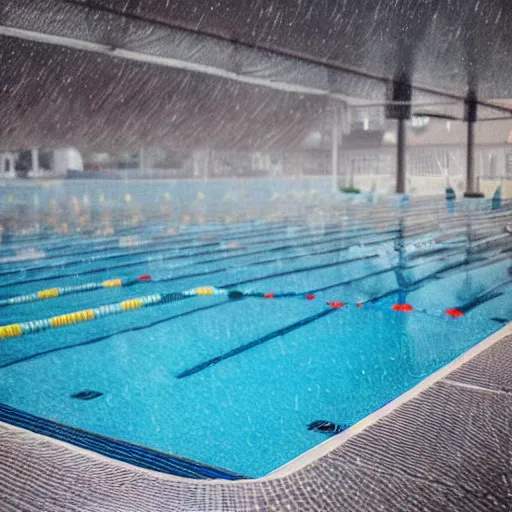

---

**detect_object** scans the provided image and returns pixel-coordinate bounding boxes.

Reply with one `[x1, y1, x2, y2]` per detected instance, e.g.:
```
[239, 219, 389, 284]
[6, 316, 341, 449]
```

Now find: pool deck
[1, 323, 511, 511]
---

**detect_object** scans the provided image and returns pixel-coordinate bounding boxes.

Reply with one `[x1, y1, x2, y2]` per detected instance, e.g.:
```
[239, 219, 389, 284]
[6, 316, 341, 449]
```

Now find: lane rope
[0, 286, 226, 339]
[0, 281, 479, 340]
[0, 274, 152, 308]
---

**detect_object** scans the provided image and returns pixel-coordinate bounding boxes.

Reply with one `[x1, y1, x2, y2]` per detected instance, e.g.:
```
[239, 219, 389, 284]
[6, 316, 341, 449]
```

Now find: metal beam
[61, 0, 512, 116]
[0, 25, 352, 100]
[4, 1, 512, 116]
[355, 101, 457, 109]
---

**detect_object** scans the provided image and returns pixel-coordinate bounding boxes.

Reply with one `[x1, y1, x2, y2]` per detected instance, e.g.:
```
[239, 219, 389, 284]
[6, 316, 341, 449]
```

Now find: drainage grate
[307, 420, 347, 434]
[71, 390, 103, 401]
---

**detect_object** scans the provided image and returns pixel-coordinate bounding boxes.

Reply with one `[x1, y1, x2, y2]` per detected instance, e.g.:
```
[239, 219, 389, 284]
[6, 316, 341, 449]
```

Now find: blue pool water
[0, 204, 511, 477]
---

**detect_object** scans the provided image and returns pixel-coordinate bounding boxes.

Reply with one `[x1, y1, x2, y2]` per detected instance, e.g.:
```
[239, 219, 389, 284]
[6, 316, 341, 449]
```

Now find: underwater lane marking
[0, 223, 349, 278]
[176, 308, 337, 379]
[0, 266, 396, 367]
[0, 301, 228, 370]
[0, 219, 300, 268]
[0, 227, 393, 290]
[177, 262, 512, 379]
[1, 255, 506, 368]
[220, 254, 379, 288]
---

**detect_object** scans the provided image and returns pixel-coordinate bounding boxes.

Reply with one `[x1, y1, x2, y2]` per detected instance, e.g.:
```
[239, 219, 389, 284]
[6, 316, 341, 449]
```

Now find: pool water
[0, 203, 511, 477]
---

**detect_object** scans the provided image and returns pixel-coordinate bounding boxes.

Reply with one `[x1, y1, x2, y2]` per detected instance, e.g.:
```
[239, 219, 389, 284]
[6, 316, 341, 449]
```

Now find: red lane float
[445, 308, 464, 318]
[327, 302, 345, 309]
[392, 303, 414, 312]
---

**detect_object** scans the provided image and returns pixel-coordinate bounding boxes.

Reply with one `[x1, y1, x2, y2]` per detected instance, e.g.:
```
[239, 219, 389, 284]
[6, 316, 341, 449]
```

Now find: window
[507, 152, 512, 177]
[408, 149, 446, 176]
[347, 153, 392, 175]
[351, 107, 385, 131]
[487, 153, 498, 178]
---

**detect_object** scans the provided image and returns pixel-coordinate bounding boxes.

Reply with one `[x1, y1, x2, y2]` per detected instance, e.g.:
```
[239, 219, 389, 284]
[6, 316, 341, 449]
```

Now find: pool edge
[0, 403, 245, 481]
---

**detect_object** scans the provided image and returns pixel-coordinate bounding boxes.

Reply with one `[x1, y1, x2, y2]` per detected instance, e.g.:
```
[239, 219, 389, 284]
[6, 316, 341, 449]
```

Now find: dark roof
[2, 0, 512, 150]
[67, 0, 512, 100]
[0, 35, 327, 151]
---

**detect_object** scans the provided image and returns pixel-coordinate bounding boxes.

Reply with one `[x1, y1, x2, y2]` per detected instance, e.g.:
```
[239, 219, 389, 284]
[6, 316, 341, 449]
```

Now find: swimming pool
[0, 195, 511, 478]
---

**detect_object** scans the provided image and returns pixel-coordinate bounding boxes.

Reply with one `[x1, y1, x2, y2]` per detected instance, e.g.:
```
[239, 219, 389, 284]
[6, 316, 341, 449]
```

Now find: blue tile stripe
[0, 402, 245, 480]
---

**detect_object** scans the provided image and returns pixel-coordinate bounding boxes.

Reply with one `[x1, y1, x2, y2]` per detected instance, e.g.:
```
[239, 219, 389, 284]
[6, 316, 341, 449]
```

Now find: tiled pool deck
[1, 324, 511, 511]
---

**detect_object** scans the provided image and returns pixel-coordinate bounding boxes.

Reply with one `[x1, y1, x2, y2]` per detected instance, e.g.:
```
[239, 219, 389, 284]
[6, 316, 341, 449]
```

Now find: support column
[348, 159, 355, 189]
[31, 148, 39, 176]
[4, 153, 15, 178]
[331, 103, 339, 192]
[466, 117, 475, 193]
[386, 78, 411, 195]
[139, 147, 145, 172]
[396, 118, 406, 194]
[463, 95, 483, 197]
[331, 102, 348, 192]
[204, 149, 210, 182]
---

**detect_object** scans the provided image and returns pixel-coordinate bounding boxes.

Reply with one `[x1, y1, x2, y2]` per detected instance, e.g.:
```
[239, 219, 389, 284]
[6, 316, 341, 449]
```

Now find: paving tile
[4, 418, 510, 512]
[447, 335, 512, 392]
[260, 460, 510, 512]
[331, 381, 511, 498]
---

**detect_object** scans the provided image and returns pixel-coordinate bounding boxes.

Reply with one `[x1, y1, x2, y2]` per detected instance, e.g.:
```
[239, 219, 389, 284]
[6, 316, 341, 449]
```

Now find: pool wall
[0, 177, 501, 227]
[2, 322, 510, 511]
[0, 177, 335, 219]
